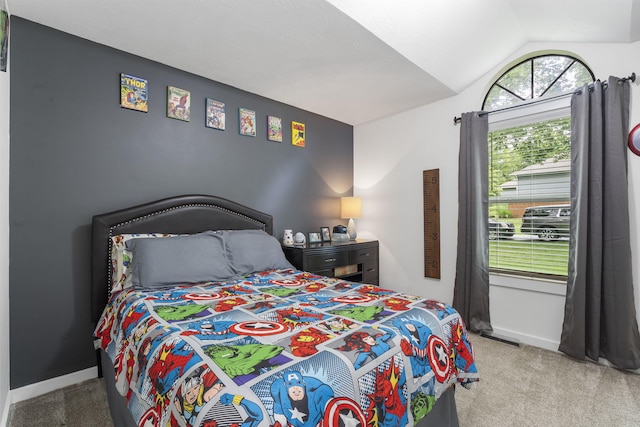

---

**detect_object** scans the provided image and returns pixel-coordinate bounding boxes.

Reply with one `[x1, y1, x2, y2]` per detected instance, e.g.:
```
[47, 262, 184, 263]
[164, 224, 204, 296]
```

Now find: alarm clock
[332, 225, 349, 242]
[333, 225, 347, 234]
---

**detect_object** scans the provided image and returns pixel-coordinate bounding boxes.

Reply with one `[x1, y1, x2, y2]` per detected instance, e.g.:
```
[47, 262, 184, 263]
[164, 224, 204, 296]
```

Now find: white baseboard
[1, 392, 10, 427]
[490, 327, 640, 373]
[9, 366, 98, 405]
[490, 326, 560, 352]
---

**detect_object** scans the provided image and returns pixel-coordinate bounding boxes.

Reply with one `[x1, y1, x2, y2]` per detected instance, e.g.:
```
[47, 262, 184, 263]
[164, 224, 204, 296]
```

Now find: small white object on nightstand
[294, 232, 306, 245]
[283, 229, 294, 246]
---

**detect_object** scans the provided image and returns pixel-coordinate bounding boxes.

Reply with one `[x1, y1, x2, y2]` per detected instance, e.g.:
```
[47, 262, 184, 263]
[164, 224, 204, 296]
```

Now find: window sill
[489, 272, 566, 296]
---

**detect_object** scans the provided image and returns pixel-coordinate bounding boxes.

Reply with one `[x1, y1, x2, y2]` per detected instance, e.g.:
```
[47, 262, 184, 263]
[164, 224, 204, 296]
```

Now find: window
[488, 116, 571, 279]
[483, 54, 594, 110]
[485, 54, 593, 280]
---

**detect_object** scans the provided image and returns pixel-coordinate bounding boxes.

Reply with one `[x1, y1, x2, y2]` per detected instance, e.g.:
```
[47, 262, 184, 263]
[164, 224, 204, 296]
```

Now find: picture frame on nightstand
[308, 232, 322, 244]
[320, 226, 331, 242]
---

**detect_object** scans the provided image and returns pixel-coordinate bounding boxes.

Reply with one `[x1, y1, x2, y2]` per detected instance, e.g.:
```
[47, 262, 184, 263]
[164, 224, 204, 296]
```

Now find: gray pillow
[126, 231, 235, 288]
[223, 229, 294, 275]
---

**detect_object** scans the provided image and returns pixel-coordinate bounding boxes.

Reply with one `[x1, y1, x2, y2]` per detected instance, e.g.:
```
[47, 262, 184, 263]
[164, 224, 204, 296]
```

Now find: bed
[91, 194, 478, 427]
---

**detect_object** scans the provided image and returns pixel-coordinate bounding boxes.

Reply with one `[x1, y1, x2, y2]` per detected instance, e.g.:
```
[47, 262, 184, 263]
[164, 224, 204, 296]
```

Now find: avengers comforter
[94, 269, 479, 427]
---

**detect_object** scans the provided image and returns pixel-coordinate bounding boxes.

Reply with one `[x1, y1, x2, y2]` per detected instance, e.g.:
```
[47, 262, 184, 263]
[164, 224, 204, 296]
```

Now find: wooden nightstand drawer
[305, 251, 350, 271]
[362, 262, 379, 284]
[351, 246, 378, 264]
[282, 239, 379, 285]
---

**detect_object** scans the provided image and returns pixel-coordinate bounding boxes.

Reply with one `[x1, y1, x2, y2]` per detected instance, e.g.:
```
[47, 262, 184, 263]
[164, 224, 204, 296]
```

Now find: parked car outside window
[520, 204, 570, 241]
[489, 218, 515, 240]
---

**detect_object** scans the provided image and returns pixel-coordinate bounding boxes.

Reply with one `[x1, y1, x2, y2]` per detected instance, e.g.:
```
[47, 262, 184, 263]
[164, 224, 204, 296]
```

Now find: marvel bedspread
[94, 269, 478, 427]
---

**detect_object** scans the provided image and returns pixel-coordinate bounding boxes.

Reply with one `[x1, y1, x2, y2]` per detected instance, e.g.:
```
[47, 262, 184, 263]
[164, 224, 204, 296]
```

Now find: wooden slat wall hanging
[423, 169, 441, 279]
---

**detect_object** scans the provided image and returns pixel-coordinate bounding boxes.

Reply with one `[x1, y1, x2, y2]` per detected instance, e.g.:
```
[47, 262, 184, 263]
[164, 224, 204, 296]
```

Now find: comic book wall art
[239, 108, 256, 137]
[0, 8, 8, 72]
[292, 121, 305, 147]
[267, 116, 283, 142]
[120, 73, 148, 112]
[206, 98, 225, 130]
[167, 86, 191, 121]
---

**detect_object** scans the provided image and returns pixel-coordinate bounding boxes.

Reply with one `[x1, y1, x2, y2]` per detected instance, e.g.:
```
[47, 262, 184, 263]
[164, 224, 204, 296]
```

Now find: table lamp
[341, 196, 362, 240]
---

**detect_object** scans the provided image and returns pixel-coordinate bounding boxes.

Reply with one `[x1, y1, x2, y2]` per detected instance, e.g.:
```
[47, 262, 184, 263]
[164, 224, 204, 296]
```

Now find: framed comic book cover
[167, 86, 190, 121]
[267, 116, 282, 142]
[292, 121, 305, 147]
[239, 108, 256, 137]
[119, 73, 148, 112]
[0, 9, 8, 72]
[206, 98, 225, 130]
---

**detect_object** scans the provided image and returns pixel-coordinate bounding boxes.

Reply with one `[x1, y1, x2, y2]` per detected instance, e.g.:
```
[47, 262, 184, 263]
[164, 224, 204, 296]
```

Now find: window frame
[482, 53, 595, 111]
[483, 53, 594, 282]
[487, 98, 571, 281]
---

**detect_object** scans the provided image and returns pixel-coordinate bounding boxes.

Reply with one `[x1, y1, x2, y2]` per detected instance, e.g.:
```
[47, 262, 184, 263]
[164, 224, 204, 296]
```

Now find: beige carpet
[8, 377, 113, 427]
[8, 333, 640, 426]
[456, 333, 640, 427]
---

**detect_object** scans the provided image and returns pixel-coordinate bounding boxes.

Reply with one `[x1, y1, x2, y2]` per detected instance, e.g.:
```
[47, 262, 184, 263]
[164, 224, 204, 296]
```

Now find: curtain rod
[453, 72, 636, 125]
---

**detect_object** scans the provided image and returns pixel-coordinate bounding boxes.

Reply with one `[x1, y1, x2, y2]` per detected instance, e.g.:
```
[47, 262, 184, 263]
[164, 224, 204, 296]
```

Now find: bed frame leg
[96, 350, 104, 378]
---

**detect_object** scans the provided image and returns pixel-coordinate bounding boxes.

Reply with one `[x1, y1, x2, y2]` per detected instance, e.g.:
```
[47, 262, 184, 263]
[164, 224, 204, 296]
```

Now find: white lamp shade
[341, 197, 362, 219]
[341, 197, 361, 240]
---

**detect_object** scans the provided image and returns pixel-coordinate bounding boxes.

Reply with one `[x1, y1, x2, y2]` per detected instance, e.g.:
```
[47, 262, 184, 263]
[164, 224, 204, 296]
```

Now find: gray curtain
[559, 77, 640, 369]
[453, 112, 492, 333]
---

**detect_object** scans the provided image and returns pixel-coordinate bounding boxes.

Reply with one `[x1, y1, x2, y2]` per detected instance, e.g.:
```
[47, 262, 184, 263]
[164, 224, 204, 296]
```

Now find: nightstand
[282, 239, 379, 285]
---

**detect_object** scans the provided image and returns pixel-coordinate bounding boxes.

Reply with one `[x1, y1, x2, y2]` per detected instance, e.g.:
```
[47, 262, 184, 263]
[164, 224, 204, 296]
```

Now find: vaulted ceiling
[7, 0, 640, 124]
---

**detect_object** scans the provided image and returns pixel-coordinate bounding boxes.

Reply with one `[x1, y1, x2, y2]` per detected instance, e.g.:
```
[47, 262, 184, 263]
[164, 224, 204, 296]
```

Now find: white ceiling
[6, 0, 640, 125]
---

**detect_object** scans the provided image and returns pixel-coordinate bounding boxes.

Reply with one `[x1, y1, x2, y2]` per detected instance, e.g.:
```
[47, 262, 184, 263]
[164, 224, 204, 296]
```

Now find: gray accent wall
[9, 17, 353, 388]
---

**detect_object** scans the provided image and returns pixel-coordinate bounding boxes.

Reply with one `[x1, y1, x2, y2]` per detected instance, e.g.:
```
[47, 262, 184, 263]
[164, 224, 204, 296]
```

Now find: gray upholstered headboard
[91, 194, 273, 323]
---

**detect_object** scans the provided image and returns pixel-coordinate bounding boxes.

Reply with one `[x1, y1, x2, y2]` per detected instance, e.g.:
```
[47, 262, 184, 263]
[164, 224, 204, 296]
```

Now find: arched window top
[482, 54, 594, 111]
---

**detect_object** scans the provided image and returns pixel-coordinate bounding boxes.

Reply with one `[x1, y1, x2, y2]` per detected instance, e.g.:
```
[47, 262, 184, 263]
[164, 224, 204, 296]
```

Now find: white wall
[354, 41, 640, 351]
[0, 28, 10, 427]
